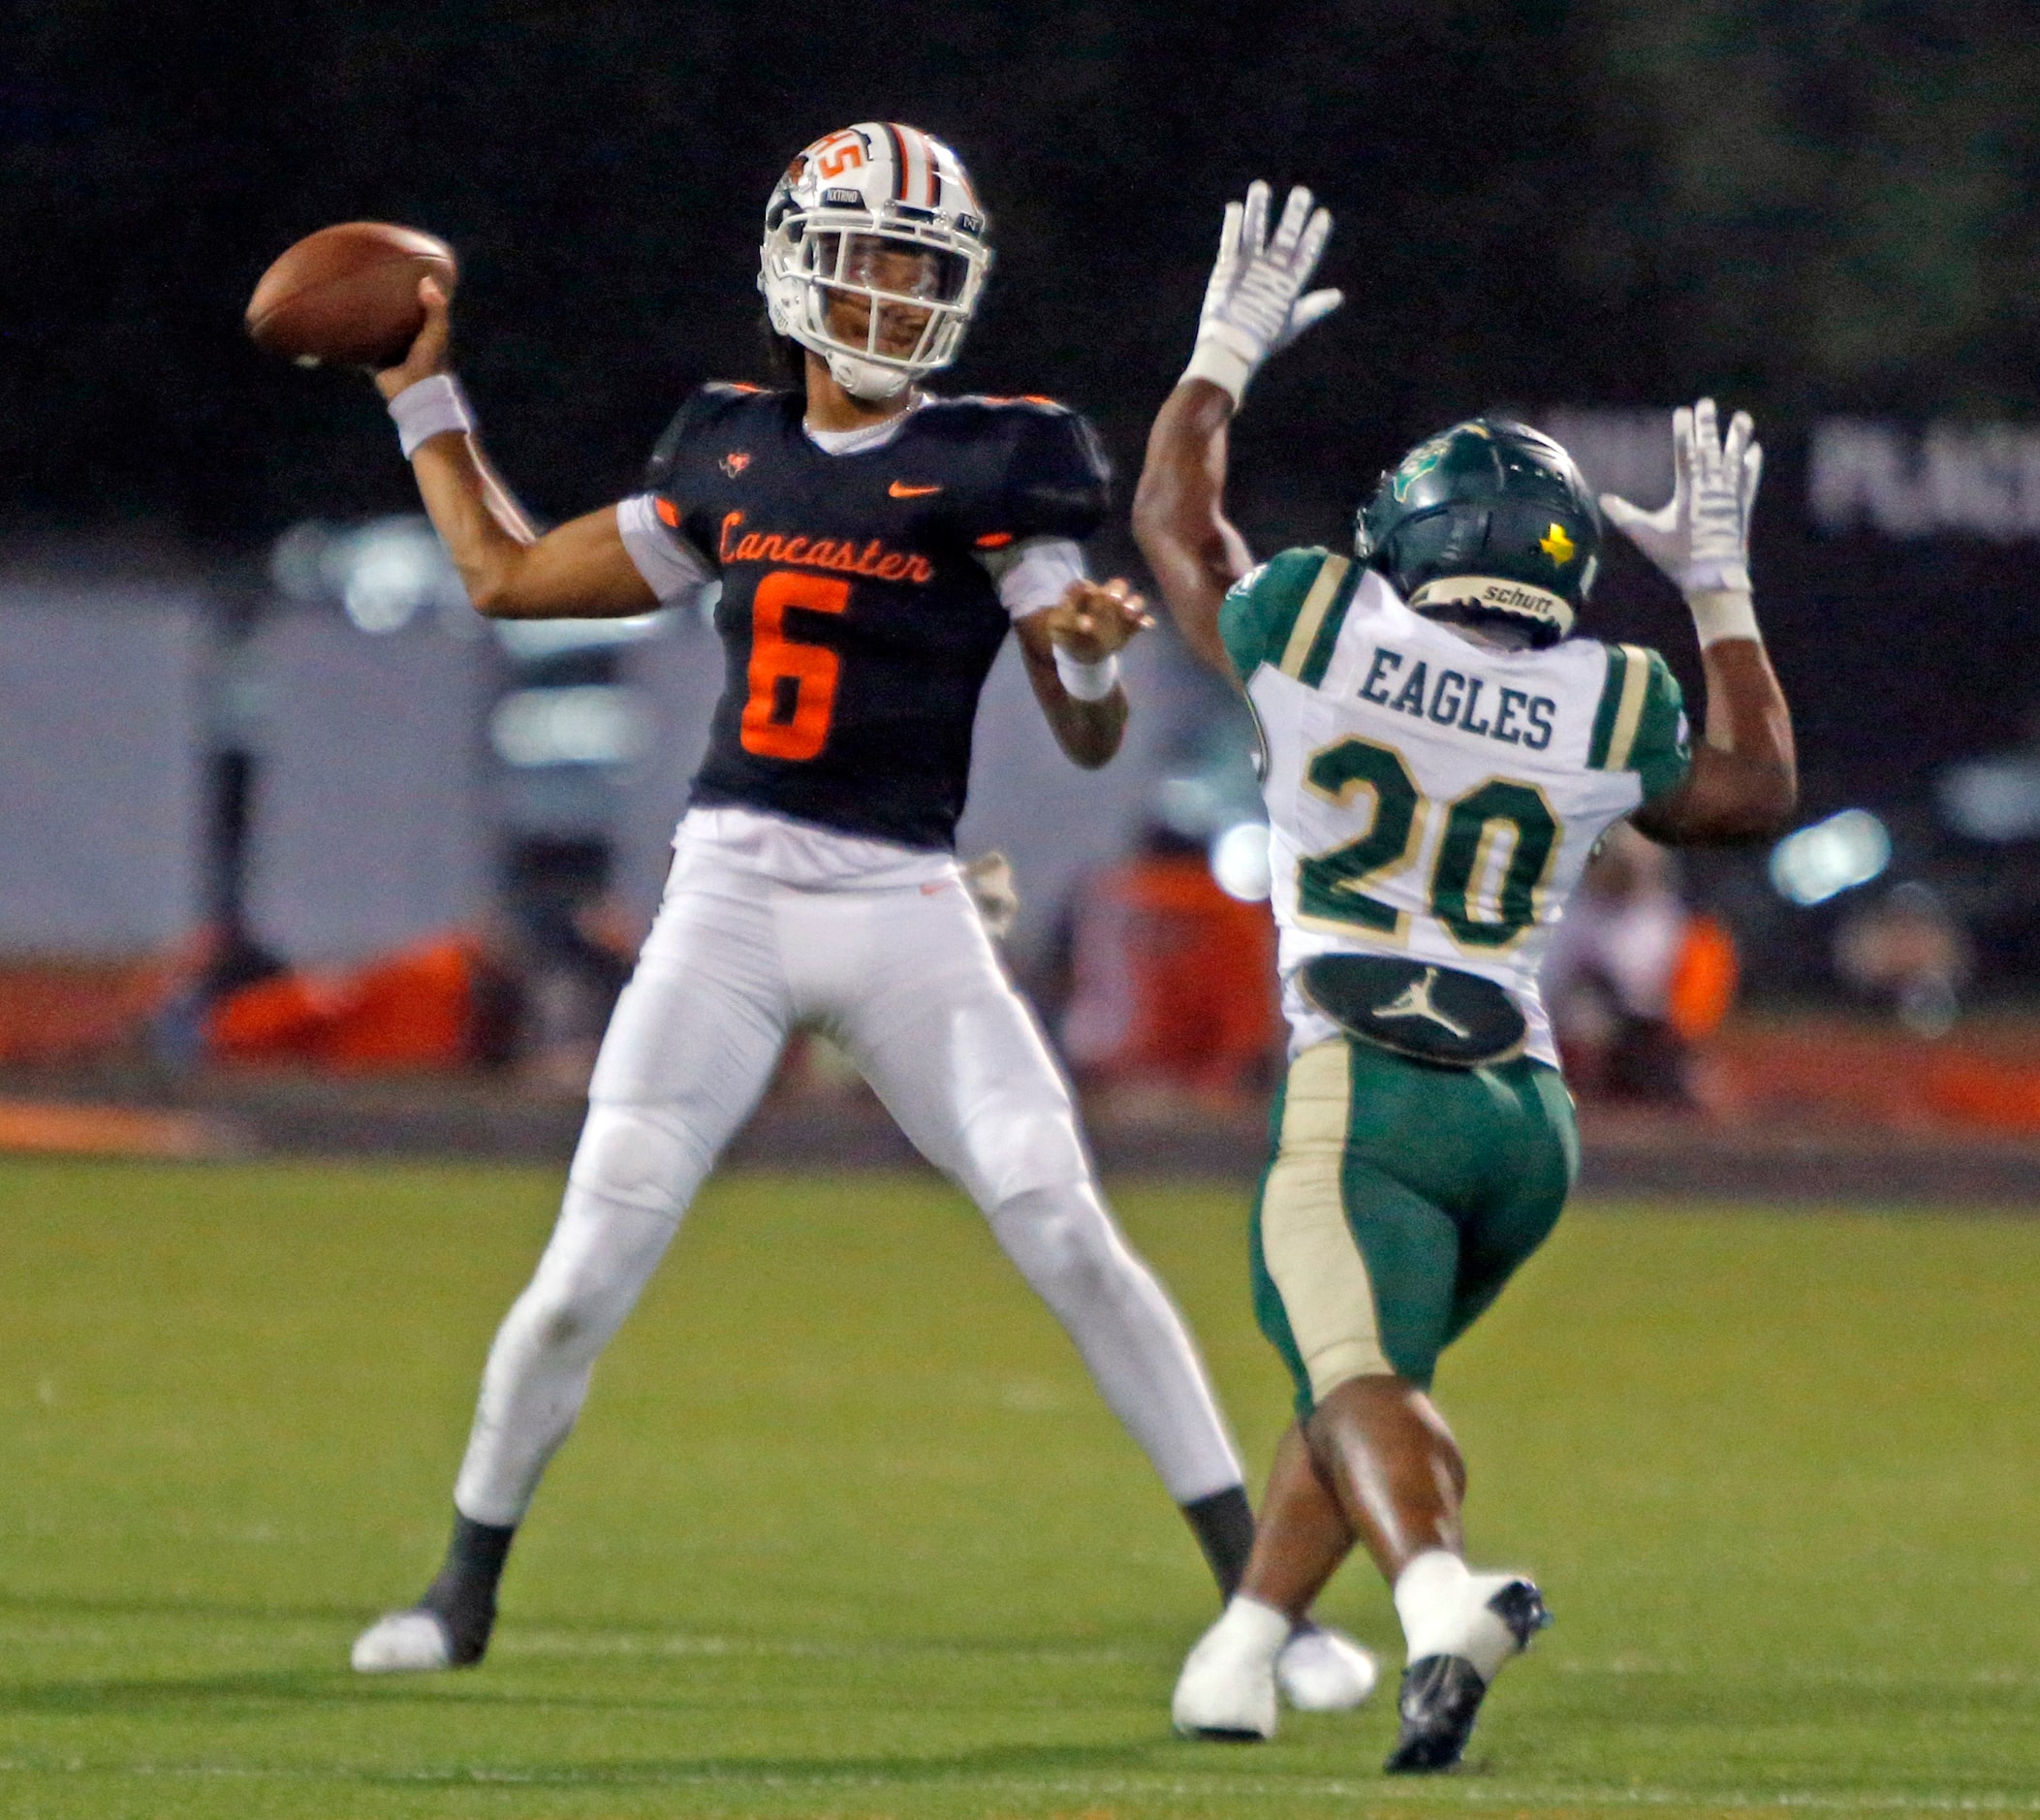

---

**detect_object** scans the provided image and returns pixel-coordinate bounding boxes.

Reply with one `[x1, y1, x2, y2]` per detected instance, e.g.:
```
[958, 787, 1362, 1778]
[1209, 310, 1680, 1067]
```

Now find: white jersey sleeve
[616, 492, 716, 610]
[975, 535, 1088, 621]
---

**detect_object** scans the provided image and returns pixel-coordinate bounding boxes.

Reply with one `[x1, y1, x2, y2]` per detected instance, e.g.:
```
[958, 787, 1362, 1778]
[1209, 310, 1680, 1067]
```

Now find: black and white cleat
[350, 1568, 498, 1675]
[1383, 1579, 1551, 1773]
[351, 1606, 461, 1674]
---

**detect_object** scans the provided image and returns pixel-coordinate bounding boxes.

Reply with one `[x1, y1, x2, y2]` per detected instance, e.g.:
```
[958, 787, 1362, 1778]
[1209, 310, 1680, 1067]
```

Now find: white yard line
[1, 1757, 2036, 1813]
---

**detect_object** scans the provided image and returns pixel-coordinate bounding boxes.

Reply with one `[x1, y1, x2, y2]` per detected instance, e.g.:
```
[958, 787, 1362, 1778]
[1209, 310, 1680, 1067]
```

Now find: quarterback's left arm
[1014, 581, 1151, 769]
[1606, 400, 1798, 843]
[979, 397, 1145, 768]
[1134, 182, 1341, 681]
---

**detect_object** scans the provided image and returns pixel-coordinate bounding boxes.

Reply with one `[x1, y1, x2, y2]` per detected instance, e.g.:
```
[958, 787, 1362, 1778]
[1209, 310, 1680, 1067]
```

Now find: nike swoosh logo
[889, 481, 942, 498]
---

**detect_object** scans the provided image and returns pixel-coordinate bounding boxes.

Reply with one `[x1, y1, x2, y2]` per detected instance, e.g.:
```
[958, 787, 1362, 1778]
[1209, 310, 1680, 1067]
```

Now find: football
[246, 222, 456, 369]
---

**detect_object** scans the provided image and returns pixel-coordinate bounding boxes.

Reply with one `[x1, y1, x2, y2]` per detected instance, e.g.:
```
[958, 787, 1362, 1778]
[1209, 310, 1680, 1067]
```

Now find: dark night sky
[8, 0, 2038, 549]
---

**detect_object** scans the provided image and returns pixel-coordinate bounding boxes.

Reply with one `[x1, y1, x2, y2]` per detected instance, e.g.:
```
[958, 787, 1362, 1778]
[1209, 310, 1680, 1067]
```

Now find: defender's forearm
[1132, 380, 1253, 675]
[1696, 634, 1794, 775]
[1695, 634, 1797, 830]
[1637, 630, 1797, 843]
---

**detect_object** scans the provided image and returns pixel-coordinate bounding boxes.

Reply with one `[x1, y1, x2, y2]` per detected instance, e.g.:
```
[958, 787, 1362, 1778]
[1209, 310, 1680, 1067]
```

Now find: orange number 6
[740, 570, 850, 761]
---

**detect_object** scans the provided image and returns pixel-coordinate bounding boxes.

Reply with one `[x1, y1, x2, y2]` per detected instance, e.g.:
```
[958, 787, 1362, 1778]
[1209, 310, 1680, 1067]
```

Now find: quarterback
[1133, 184, 1796, 1769]
[344, 126, 1369, 1710]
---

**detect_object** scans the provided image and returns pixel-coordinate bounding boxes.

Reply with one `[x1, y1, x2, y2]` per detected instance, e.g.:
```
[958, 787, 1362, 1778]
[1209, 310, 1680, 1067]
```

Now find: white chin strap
[825, 348, 913, 401]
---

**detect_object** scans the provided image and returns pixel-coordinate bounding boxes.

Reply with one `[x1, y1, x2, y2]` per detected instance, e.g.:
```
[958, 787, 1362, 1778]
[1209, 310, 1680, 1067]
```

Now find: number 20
[1298, 735, 1560, 950]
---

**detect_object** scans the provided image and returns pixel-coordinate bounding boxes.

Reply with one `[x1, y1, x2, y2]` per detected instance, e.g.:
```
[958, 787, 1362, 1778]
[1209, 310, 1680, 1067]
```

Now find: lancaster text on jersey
[716, 511, 935, 583]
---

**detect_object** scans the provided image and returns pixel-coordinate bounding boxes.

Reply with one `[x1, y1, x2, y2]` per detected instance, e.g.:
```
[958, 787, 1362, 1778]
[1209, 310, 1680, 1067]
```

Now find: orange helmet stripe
[888, 122, 938, 208]
[880, 122, 910, 203]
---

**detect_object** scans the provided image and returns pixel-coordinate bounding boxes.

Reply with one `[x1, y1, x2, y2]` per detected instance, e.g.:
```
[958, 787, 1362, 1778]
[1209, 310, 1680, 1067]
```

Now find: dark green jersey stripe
[1587, 643, 1631, 770]
[1220, 547, 1334, 681]
[1631, 648, 1692, 802]
[1295, 558, 1362, 689]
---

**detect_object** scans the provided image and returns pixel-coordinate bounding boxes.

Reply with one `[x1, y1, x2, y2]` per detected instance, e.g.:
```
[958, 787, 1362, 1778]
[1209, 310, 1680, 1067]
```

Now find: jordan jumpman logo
[1374, 967, 1473, 1039]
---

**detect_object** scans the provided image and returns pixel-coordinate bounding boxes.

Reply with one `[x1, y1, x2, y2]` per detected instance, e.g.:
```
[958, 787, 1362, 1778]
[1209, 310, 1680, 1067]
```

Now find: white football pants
[451, 835, 1243, 1526]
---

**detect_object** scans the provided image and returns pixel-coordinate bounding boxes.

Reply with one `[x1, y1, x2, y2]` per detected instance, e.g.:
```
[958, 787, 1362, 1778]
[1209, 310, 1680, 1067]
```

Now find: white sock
[1393, 1549, 1527, 1682]
[1394, 1551, 1472, 1659]
[1203, 1594, 1294, 1669]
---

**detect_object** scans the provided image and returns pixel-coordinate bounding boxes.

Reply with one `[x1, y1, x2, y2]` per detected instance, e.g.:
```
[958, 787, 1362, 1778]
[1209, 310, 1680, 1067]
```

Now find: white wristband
[1053, 645, 1121, 703]
[1679, 557, 1751, 594]
[1686, 586, 1763, 647]
[389, 373, 475, 458]
[1182, 330, 1255, 407]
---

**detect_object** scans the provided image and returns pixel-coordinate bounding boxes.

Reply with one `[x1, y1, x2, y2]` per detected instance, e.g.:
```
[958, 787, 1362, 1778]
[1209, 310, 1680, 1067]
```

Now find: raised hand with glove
[1596, 397, 1796, 844]
[1598, 398, 1765, 648]
[1181, 181, 1342, 407]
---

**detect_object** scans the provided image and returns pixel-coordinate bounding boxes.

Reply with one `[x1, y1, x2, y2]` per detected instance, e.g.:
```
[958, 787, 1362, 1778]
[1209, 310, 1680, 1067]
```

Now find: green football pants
[1251, 1036, 1578, 1410]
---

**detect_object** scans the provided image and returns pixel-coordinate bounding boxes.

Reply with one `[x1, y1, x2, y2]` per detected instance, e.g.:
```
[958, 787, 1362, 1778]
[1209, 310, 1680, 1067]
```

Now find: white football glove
[1599, 398, 1762, 594]
[1183, 181, 1342, 407]
[1599, 398, 1764, 646]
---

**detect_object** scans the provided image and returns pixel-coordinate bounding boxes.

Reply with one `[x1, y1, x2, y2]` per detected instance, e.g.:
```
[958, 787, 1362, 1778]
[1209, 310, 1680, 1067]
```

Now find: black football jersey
[644, 384, 1111, 850]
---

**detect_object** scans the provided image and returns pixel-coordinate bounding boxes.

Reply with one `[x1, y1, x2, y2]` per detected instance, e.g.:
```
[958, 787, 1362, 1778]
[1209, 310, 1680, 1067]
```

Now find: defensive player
[345, 126, 1372, 1710]
[1133, 183, 1797, 1769]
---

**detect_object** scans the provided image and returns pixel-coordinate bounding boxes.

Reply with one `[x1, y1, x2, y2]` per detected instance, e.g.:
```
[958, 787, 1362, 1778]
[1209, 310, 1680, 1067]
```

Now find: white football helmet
[759, 122, 991, 401]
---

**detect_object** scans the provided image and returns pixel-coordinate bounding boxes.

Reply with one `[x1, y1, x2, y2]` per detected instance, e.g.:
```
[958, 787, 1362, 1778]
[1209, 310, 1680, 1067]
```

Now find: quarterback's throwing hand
[1183, 181, 1341, 408]
[1599, 398, 1763, 597]
[374, 277, 455, 401]
[1044, 577, 1153, 663]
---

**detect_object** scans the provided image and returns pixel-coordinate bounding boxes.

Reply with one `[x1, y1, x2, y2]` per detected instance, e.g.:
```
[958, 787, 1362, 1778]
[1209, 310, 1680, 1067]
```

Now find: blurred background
[6, 0, 2040, 1176]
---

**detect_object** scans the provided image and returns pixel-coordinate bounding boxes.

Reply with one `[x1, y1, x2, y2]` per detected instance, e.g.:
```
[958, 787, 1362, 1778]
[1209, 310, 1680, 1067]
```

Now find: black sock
[419, 1511, 516, 1665]
[1180, 1485, 1255, 1602]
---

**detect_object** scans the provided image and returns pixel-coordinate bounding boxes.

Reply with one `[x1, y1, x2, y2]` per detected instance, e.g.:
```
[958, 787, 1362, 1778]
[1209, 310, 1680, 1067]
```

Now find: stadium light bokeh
[1209, 821, 1273, 902]
[487, 685, 652, 769]
[1768, 809, 1893, 906]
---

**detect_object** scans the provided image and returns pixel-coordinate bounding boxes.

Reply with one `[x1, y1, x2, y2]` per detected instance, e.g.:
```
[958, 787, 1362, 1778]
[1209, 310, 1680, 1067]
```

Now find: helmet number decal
[739, 570, 852, 762]
[814, 135, 866, 180]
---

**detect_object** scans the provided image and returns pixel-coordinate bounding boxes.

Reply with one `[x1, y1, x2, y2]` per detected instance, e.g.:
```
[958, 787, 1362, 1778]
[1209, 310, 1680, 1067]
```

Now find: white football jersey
[1222, 549, 1689, 1065]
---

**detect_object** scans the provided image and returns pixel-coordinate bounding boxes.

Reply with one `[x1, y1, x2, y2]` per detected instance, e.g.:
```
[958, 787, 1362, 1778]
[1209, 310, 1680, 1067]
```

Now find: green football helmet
[1354, 418, 1600, 644]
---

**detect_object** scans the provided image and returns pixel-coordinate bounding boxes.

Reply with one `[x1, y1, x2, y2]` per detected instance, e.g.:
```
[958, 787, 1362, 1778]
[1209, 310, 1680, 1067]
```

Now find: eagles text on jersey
[646, 384, 1111, 849]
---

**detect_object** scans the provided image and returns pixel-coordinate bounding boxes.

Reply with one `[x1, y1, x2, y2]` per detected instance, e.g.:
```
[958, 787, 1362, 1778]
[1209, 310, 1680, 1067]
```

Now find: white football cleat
[351, 1608, 455, 1674]
[1275, 1622, 1379, 1710]
[1172, 1599, 1288, 1741]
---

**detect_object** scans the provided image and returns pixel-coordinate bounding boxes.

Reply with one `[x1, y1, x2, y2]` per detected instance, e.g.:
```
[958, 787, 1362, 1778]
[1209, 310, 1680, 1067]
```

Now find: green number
[1296, 739, 1561, 949]
[1298, 738, 1422, 934]
[1430, 780, 1559, 949]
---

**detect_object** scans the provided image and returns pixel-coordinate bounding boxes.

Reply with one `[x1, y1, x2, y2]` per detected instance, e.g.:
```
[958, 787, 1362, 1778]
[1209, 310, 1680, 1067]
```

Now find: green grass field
[2, 1157, 2036, 1819]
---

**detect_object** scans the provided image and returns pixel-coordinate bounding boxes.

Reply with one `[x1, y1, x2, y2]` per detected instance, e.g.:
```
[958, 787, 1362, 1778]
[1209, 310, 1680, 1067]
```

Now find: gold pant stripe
[1277, 554, 1350, 680]
[1261, 1040, 1390, 1396]
[1604, 642, 1651, 772]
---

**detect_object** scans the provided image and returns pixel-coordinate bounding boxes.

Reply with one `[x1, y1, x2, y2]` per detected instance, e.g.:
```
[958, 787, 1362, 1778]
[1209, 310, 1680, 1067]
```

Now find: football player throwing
[346, 127, 1371, 1713]
[1134, 182, 1797, 1770]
